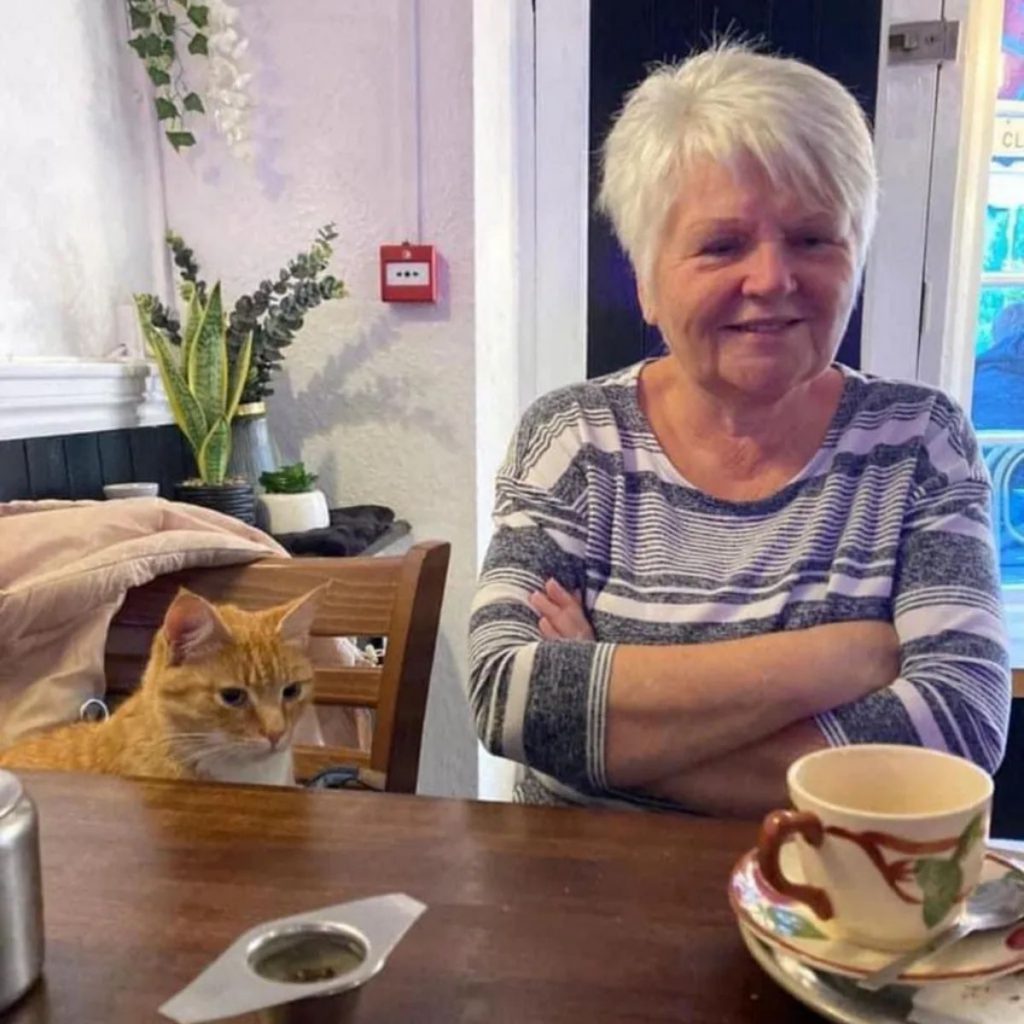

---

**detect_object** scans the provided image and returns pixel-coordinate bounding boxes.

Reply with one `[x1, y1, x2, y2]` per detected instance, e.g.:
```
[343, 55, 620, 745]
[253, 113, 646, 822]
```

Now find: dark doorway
[586, 1, 884, 378]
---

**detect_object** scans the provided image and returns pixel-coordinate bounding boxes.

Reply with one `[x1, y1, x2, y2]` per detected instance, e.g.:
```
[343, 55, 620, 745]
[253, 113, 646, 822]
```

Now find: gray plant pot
[228, 405, 281, 486]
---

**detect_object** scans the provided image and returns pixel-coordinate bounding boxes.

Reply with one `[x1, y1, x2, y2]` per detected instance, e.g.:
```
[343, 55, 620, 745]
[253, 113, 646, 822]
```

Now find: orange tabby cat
[0, 586, 324, 786]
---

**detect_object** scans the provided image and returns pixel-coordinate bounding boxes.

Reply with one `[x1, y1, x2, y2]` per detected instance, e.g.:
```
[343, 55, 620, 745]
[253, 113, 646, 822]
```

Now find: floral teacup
[757, 745, 993, 951]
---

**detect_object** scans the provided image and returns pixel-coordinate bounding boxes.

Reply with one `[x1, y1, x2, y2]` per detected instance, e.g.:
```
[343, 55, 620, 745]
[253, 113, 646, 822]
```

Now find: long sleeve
[816, 396, 1011, 773]
[468, 397, 616, 791]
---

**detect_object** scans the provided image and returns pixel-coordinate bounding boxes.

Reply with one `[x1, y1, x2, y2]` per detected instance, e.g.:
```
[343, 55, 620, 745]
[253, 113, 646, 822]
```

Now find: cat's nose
[264, 728, 286, 749]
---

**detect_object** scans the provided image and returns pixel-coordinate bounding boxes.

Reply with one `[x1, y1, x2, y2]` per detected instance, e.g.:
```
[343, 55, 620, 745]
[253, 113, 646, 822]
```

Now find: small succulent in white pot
[257, 462, 330, 535]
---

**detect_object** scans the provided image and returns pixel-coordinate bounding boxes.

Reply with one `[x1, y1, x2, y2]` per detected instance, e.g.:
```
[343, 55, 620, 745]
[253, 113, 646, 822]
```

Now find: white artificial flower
[213, 28, 239, 52]
[199, 0, 254, 159]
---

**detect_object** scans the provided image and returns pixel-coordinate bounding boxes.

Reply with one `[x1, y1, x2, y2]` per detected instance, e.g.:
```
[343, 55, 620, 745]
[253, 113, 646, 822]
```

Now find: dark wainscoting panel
[0, 426, 193, 502]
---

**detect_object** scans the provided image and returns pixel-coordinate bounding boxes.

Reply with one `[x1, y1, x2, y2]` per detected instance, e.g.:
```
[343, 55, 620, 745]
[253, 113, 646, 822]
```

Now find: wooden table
[8, 771, 820, 1023]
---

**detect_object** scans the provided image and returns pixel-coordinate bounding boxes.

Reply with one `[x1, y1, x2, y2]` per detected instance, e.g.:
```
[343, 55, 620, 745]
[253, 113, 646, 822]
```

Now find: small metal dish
[248, 925, 368, 1024]
[160, 894, 425, 1024]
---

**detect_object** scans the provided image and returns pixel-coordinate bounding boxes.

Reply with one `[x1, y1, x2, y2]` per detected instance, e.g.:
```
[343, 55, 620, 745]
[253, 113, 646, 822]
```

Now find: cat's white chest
[201, 748, 296, 787]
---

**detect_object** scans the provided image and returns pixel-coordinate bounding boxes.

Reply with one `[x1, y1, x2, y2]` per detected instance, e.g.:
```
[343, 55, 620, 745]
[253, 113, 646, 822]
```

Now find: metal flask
[0, 770, 44, 1012]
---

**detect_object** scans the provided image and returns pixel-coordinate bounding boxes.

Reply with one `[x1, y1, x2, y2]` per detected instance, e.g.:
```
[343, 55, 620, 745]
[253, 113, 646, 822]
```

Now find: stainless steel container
[0, 770, 43, 1012]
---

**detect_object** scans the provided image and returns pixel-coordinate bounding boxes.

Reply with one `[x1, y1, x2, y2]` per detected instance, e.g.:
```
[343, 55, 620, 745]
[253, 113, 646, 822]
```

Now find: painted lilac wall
[0, 0, 164, 360]
[159, 0, 478, 796]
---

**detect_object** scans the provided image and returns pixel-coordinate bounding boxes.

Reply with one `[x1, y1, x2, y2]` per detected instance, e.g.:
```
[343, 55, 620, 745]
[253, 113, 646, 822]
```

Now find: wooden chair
[104, 541, 450, 793]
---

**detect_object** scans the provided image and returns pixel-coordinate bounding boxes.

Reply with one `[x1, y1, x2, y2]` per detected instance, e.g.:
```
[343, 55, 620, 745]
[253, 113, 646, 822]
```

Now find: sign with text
[994, 117, 1024, 157]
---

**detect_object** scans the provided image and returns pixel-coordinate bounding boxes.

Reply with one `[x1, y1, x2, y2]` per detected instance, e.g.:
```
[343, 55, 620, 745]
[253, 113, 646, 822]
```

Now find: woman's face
[640, 156, 858, 405]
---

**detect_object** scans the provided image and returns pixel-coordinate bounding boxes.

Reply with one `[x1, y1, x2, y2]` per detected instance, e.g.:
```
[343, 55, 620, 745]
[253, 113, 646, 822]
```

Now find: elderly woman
[468, 44, 1011, 815]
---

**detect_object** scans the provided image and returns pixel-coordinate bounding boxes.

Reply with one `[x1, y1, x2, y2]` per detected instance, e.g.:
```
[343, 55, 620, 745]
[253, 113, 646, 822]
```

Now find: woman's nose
[741, 241, 797, 298]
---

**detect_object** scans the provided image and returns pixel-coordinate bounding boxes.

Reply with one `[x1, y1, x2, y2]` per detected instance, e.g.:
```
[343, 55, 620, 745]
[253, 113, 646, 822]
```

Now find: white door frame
[863, 0, 1003, 399]
[921, 0, 1004, 405]
[472, 0, 590, 800]
[861, 0, 946, 382]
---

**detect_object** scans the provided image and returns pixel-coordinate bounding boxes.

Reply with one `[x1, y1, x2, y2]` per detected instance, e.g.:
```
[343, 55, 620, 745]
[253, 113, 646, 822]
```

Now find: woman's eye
[218, 688, 247, 707]
[282, 683, 303, 702]
[700, 237, 740, 256]
[793, 233, 830, 249]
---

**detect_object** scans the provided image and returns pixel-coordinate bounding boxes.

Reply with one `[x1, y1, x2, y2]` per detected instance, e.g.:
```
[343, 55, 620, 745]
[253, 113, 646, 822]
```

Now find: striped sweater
[468, 361, 1012, 809]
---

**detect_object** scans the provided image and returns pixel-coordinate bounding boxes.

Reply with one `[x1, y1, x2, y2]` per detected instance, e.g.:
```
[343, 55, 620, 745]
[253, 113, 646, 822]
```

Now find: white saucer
[729, 847, 1024, 987]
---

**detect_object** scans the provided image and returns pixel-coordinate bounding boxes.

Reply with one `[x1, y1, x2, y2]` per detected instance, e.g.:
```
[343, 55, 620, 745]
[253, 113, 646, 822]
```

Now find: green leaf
[134, 297, 208, 457]
[915, 858, 963, 929]
[260, 462, 318, 494]
[198, 417, 230, 485]
[158, 13, 176, 36]
[166, 131, 196, 150]
[954, 814, 985, 862]
[181, 282, 203, 375]
[766, 907, 826, 940]
[147, 65, 171, 86]
[128, 36, 149, 58]
[155, 98, 178, 121]
[226, 332, 253, 422]
[129, 7, 151, 31]
[183, 92, 205, 114]
[187, 5, 210, 28]
[143, 32, 164, 57]
[161, 37, 175, 58]
[188, 33, 208, 56]
[187, 282, 228, 427]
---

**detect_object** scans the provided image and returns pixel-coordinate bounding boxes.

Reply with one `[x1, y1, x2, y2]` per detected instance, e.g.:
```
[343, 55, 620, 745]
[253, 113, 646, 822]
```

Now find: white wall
[0, 0, 164, 361]
[157, 0, 478, 796]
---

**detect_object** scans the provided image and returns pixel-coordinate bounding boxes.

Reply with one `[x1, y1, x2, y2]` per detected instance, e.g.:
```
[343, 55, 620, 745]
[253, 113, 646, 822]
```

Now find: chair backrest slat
[312, 667, 383, 707]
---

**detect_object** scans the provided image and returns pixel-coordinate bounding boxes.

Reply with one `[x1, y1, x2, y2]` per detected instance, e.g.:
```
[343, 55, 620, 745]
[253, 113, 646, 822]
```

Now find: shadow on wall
[416, 631, 478, 798]
[269, 302, 461, 500]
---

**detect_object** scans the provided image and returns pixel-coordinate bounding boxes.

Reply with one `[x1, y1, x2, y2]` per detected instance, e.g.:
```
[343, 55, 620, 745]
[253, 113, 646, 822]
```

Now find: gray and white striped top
[468, 361, 1012, 809]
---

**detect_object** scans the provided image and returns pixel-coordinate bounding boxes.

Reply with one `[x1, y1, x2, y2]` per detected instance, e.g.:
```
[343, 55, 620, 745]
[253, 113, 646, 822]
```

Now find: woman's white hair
[597, 42, 878, 289]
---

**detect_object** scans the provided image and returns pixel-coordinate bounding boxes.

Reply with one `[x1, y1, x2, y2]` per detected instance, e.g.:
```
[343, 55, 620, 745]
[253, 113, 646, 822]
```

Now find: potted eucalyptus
[134, 282, 257, 524]
[257, 462, 330, 535]
[143, 225, 346, 485]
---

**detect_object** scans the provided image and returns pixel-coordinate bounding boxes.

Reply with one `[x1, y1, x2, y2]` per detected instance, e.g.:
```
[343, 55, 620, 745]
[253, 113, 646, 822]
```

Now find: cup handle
[756, 809, 834, 920]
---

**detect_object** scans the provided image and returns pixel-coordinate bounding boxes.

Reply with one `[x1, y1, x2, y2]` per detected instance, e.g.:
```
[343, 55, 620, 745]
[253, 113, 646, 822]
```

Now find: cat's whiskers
[151, 731, 219, 746]
[176, 736, 278, 770]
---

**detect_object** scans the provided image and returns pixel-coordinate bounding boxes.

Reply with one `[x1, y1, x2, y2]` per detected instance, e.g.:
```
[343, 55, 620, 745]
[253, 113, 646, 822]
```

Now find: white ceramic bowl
[102, 482, 160, 500]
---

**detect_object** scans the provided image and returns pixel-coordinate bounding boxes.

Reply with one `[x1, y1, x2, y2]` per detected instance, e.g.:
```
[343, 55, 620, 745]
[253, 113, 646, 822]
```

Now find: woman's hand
[528, 579, 594, 640]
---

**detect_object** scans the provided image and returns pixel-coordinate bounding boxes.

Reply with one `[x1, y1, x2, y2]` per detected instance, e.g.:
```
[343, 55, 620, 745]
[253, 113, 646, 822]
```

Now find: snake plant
[135, 282, 252, 485]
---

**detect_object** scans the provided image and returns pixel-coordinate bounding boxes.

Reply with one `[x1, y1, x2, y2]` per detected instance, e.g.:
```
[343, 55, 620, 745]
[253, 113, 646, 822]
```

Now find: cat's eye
[281, 683, 304, 702]
[218, 687, 248, 707]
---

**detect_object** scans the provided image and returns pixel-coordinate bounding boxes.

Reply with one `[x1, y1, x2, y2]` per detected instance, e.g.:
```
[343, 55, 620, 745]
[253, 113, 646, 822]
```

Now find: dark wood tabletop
[8, 771, 820, 1023]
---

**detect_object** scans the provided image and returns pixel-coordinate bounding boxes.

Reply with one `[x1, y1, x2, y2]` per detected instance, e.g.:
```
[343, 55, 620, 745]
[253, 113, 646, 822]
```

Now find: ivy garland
[125, 0, 212, 151]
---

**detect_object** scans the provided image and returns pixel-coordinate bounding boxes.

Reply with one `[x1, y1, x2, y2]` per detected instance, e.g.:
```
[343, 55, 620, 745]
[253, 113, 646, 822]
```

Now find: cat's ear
[162, 589, 233, 666]
[276, 583, 330, 648]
